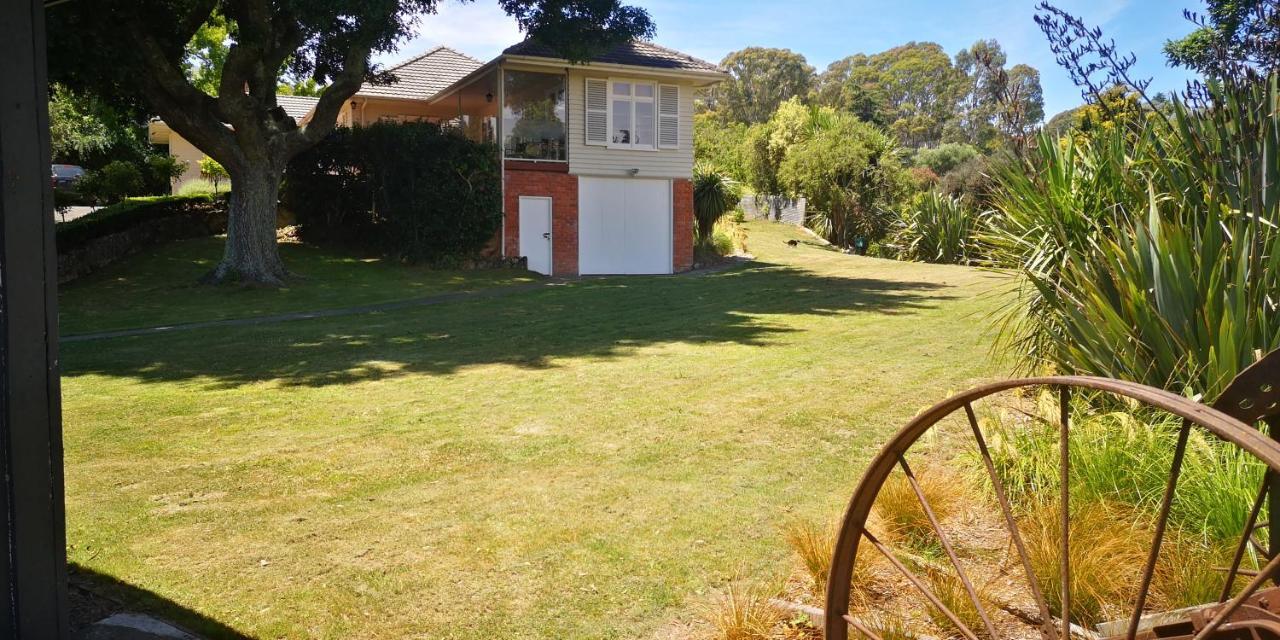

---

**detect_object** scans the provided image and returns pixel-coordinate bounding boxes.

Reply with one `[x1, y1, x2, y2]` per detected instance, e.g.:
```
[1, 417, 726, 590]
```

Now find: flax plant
[985, 76, 1280, 399]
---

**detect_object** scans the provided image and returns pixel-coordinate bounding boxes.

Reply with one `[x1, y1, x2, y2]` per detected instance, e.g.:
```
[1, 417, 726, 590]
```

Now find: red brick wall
[673, 178, 694, 272]
[503, 162, 579, 276]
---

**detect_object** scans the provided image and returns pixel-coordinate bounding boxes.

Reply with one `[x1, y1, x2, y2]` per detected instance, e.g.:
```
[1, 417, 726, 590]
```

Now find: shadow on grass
[62, 261, 954, 389]
[70, 563, 255, 639]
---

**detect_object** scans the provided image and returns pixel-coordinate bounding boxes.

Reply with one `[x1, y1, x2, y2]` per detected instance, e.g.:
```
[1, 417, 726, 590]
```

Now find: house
[151, 41, 727, 275]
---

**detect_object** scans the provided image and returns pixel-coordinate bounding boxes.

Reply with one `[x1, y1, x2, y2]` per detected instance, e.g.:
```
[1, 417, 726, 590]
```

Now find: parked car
[51, 164, 85, 191]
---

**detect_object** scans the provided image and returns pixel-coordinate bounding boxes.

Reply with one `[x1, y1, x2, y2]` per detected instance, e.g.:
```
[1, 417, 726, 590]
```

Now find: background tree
[47, 0, 654, 285]
[952, 40, 1044, 150]
[1164, 0, 1280, 79]
[714, 47, 815, 124]
[813, 43, 962, 148]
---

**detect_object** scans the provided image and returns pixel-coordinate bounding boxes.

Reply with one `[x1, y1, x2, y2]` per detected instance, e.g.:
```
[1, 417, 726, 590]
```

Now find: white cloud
[375, 2, 523, 67]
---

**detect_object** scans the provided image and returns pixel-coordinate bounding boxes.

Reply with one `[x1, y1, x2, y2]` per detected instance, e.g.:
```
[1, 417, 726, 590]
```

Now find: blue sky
[376, 0, 1205, 119]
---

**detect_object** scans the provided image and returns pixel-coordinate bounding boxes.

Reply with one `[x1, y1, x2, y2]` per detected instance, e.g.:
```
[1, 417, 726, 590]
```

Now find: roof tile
[357, 46, 485, 100]
[502, 40, 723, 73]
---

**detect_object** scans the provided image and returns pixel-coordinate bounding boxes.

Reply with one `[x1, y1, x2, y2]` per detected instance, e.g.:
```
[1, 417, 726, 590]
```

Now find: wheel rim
[824, 372, 1280, 640]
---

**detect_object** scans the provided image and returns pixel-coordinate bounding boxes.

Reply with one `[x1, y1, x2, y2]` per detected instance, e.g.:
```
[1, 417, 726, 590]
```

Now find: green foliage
[692, 165, 742, 245]
[147, 154, 189, 188]
[912, 143, 979, 175]
[283, 121, 502, 262]
[815, 43, 962, 148]
[693, 112, 750, 182]
[982, 393, 1264, 543]
[894, 192, 980, 265]
[985, 76, 1280, 399]
[55, 194, 222, 252]
[777, 112, 908, 248]
[713, 47, 815, 124]
[199, 156, 230, 191]
[48, 83, 116, 162]
[1164, 0, 1280, 79]
[176, 178, 231, 197]
[80, 160, 146, 204]
[937, 155, 997, 204]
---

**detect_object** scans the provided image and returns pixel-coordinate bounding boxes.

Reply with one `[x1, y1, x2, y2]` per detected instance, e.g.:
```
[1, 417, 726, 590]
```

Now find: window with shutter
[657, 84, 679, 149]
[584, 78, 608, 146]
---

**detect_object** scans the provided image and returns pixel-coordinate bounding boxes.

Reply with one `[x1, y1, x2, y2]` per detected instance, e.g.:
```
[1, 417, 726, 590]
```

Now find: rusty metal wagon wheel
[824, 353, 1280, 640]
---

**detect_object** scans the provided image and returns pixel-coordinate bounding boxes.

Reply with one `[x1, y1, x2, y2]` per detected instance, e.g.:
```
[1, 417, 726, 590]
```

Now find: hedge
[282, 121, 502, 262]
[55, 194, 225, 253]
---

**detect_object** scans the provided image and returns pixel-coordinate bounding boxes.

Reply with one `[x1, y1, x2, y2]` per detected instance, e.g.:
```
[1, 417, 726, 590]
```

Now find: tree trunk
[205, 163, 287, 286]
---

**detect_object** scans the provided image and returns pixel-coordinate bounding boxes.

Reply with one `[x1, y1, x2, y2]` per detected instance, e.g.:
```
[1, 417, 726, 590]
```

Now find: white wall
[565, 68, 696, 180]
[169, 133, 206, 192]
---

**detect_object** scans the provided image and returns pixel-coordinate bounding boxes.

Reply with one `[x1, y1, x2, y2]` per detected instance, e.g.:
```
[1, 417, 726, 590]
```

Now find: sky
[374, 0, 1207, 119]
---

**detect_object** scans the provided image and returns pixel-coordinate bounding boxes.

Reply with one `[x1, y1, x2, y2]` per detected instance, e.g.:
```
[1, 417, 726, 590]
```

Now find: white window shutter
[585, 78, 608, 146]
[657, 84, 680, 149]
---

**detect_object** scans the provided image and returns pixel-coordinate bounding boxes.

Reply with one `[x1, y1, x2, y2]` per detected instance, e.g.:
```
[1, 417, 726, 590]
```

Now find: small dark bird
[786, 239, 800, 247]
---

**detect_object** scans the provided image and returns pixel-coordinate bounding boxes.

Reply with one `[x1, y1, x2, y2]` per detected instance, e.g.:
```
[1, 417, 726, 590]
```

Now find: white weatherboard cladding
[578, 177, 672, 274]
[568, 69, 695, 179]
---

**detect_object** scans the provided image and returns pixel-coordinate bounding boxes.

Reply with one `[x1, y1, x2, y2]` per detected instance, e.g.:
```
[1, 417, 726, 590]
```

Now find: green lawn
[59, 238, 535, 335]
[61, 222, 1007, 639]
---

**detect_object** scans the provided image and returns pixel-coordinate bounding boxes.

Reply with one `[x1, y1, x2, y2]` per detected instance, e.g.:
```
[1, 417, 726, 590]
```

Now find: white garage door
[578, 177, 672, 275]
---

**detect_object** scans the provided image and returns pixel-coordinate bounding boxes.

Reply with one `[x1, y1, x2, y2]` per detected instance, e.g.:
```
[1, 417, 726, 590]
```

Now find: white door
[518, 197, 553, 275]
[578, 178, 672, 275]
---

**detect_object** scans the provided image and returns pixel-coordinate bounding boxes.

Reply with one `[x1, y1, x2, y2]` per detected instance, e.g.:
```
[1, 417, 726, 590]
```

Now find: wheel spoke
[965, 402, 1059, 640]
[862, 529, 983, 640]
[1221, 478, 1269, 602]
[1193, 551, 1280, 640]
[1126, 420, 1191, 640]
[844, 614, 887, 640]
[898, 455, 1002, 640]
[1059, 386, 1071, 640]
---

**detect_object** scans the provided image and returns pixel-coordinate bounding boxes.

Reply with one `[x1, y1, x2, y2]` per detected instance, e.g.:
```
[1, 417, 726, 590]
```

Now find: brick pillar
[672, 178, 694, 272]
[504, 161, 579, 276]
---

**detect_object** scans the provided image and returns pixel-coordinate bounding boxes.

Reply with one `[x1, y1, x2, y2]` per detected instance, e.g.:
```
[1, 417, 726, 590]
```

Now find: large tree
[714, 47, 815, 124]
[47, 0, 653, 285]
[814, 43, 963, 148]
[951, 40, 1044, 149]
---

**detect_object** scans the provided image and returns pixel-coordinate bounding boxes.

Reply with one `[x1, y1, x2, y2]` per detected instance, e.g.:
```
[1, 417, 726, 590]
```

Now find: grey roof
[276, 94, 320, 121]
[357, 46, 485, 100]
[502, 39, 723, 73]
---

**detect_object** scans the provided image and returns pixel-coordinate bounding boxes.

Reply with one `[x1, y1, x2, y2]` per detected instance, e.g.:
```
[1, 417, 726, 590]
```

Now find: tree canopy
[714, 47, 815, 124]
[46, 0, 654, 285]
[1164, 0, 1280, 78]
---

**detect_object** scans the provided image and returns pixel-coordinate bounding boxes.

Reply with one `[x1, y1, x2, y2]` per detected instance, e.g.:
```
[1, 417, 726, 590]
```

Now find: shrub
[913, 143, 980, 176]
[984, 76, 1280, 399]
[1021, 499, 1147, 628]
[981, 393, 1265, 543]
[779, 113, 908, 249]
[703, 581, 784, 640]
[55, 194, 223, 253]
[80, 160, 145, 204]
[199, 156, 229, 191]
[923, 567, 993, 639]
[782, 517, 835, 598]
[144, 154, 188, 194]
[284, 121, 502, 262]
[894, 192, 981, 265]
[872, 467, 966, 552]
[937, 156, 996, 204]
[176, 178, 230, 197]
[693, 164, 742, 245]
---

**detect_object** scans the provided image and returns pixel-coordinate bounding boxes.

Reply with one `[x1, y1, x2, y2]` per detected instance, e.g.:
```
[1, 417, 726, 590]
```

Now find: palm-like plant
[692, 164, 741, 245]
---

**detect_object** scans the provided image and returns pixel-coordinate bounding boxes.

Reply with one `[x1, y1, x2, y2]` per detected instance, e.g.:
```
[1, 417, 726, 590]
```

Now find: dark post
[0, 0, 71, 637]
